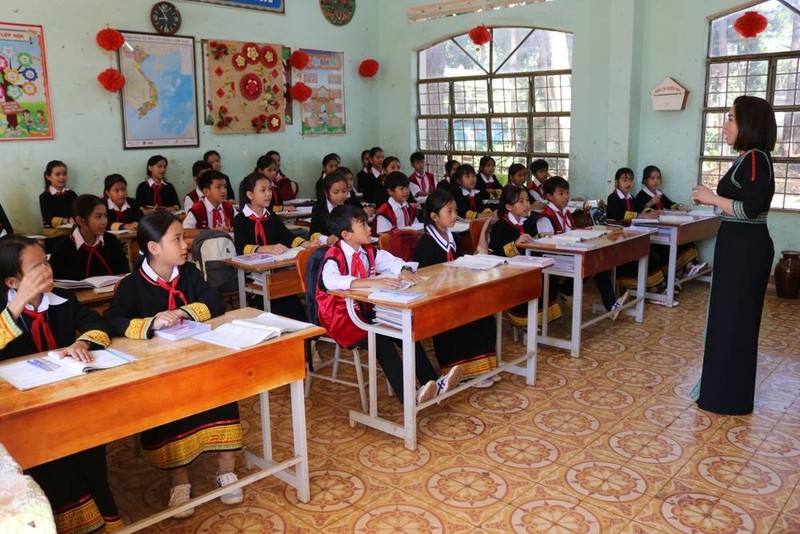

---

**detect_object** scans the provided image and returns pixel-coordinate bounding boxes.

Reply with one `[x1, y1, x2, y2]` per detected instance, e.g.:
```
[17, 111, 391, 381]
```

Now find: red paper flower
[734, 11, 768, 39]
[290, 82, 312, 102]
[96, 28, 125, 51]
[359, 59, 379, 78]
[97, 68, 125, 92]
[243, 42, 261, 64]
[261, 45, 278, 68]
[290, 50, 310, 70]
[267, 113, 281, 132]
[240, 73, 263, 100]
[469, 25, 492, 46]
[231, 52, 247, 71]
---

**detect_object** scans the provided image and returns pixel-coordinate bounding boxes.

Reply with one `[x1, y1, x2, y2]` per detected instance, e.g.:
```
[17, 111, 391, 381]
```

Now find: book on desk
[54, 274, 125, 290]
[0, 349, 136, 390]
[191, 312, 315, 350]
[153, 320, 211, 341]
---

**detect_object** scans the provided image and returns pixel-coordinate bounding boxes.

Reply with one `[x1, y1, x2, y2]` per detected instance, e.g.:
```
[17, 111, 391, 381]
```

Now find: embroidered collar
[425, 225, 455, 254]
[107, 197, 130, 212]
[141, 258, 179, 283]
[7, 289, 67, 312]
[48, 186, 69, 195]
[615, 188, 633, 200]
[71, 226, 104, 250]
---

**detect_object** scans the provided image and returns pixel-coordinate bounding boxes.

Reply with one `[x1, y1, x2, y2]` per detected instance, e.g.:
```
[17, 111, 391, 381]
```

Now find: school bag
[304, 245, 331, 326]
[190, 229, 238, 293]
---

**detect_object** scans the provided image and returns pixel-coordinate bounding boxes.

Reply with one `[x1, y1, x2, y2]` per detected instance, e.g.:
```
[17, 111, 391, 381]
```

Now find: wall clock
[151, 1, 182, 35]
[320, 0, 355, 26]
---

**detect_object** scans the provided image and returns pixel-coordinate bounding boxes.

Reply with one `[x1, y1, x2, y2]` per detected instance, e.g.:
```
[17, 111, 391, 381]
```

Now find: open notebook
[0, 349, 135, 390]
[192, 313, 315, 350]
[54, 275, 125, 290]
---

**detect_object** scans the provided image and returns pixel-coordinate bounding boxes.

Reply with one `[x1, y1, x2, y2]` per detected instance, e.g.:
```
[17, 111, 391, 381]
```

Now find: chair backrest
[474, 217, 499, 255]
[381, 229, 421, 262]
[190, 229, 238, 292]
[289, 178, 300, 196]
[469, 219, 484, 251]
[378, 233, 391, 251]
[295, 245, 330, 325]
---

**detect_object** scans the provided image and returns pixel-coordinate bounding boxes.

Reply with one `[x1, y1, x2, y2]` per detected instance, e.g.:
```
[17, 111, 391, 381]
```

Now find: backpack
[304, 246, 331, 325]
[190, 229, 238, 292]
[382, 229, 421, 262]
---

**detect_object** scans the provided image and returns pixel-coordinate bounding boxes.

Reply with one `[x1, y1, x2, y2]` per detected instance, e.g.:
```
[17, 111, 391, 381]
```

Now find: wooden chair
[289, 178, 300, 198]
[295, 247, 368, 411]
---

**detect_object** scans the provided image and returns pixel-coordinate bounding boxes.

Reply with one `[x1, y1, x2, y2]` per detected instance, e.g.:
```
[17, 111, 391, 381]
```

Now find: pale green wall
[1, 0, 379, 232]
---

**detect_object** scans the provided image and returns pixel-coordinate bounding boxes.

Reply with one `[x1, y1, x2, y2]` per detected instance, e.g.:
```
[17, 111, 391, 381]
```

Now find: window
[416, 27, 573, 181]
[701, 0, 800, 211]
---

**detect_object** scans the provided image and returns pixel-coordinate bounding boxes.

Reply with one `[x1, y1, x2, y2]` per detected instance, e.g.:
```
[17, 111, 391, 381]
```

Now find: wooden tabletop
[632, 214, 721, 245]
[222, 256, 299, 273]
[0, 308, 324, 469]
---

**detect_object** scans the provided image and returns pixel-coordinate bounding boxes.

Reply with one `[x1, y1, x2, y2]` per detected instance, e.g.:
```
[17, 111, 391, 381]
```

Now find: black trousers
[356, 336, 439, 403]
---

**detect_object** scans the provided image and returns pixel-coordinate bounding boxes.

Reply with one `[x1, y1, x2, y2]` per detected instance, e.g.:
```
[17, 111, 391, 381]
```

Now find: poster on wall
[184, 0, 283, 13]
[117, 32, 199, 149]
[205, 39, 288, 134]
[299, 49, 345, 135]
[0, 22, 54, 141]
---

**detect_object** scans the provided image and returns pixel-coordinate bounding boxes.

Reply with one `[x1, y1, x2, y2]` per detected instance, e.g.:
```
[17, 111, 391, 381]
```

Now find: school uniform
[49, 227, 129, 281]
[107, 197, 144, 231]
[275, 176, 296, 202]
[183, 198, 235, 229]
[360, 168, 382, 205]
[0, 202, 14, 237]
[634, 187, 699, 273]
[415, 226, 497, 379]
[183, 187, 205, 213]
[0, 289, 121, 533]
[356, 167, 371, 194]
[436, 177, 454, 193]
[314, 174, 327, 201]
[527, 179, 546, 204]
[345, 189, 362, 208]
[267, 180, 289, 212]
[135, 178, 180, 210]
[409, 170, 436, 195]
[309, 200, 335, 244]
[39, 186, 77, 228]
[317, 241, 438, 402]
[606, 188, 637, 224]
[104, 260, 241, 469]
[375, 198, 417, 234]
[454, 187, 491, 219]
[476, 172, 502, 195]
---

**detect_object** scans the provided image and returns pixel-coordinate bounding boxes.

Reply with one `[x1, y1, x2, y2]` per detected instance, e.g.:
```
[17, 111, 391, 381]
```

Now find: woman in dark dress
[692, 95, 776, 415]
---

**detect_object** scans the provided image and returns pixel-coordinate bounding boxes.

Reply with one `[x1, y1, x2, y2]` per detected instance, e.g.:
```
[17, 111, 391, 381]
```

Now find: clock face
[151, 1, 182, 35]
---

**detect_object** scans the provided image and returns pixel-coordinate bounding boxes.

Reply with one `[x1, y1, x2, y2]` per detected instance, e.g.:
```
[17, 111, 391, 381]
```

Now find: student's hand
[538, 232, 553, 238]
[284, 205, 297, 212]
[399, 269, 422, 284]
[641, 211, 659, 219]
[326, 235, 339, 245]
[55, 341, 93, 363]
[152, 310, 189, 330]
[676, 203, 689, 212]
[8, 263, 54, 319]
[351, 277, 403, 290]
[515, 233, 532, 245]
[124, 222, 139, 231]
[300, 241, 316, 249]
[259, 244, 288, 255]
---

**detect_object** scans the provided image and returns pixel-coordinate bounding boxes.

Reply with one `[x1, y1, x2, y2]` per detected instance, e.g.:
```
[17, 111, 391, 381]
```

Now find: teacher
[692, 95, 775, 415]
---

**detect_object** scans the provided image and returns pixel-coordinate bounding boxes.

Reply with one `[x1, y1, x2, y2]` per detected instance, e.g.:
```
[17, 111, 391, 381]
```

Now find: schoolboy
[408, 152, 436, 195]
[183, 170, 235, 232]
[375, 172, 417, 234]
[184, 160, 213, 212]
[317, 205, 463, 404]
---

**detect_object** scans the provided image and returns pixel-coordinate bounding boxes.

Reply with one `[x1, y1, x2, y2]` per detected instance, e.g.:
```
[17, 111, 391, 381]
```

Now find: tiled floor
[107, 282, 800, 533]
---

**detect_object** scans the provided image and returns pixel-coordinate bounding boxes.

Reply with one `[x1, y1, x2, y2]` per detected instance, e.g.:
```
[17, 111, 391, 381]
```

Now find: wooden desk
[631, 214, 720, 307]
[329, 263, 541, 450]
[519, 227, 655, 358]
[0, 308, 324, 532]
[277, 206, 313, 220]
[223, 256, 303, 311]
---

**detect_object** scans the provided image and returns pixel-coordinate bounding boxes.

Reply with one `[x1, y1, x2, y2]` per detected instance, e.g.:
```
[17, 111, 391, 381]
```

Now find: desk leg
[526, 297, 538, 385]
[237, 268, 246, 309]
[368, 330, 378, 418]
[571, 255, 583, 358]
[260, 272, 271, 312]
[635, 254, 647, 323]
[541, 272, 551, 339]
[495, 312, 503, 364]
[260, 391, 273, 464]
[666, 230, 678, 307]
[402, 310, 417, 451]
[290, 380, 310, 502]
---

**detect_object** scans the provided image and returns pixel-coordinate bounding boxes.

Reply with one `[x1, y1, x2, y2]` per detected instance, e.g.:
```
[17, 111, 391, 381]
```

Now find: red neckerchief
[111, 208, 127, 223]
[426, 225, 455, 261]
[81, 243, 113, 278]
[401, 204, 411, 226]
[151, 182, 164, 206]
[481, 174, 496, 189]
[212, 206, 223, 228]
[141, 268, 187, 311]
[528, 181, 543, 197]
[616, 189, 632, 212]
[248, 210, 269, 246]
[542, 205, 573, 234]
[22, 308, 57, 352]
[348, 245, 376, 278]
[504, 215, 525, 234]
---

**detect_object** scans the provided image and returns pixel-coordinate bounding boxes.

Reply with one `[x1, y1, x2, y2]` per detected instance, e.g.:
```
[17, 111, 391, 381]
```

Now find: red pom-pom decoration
[359, 58, 379, 78]
[734, 11, 768, 39]
[290, 82, 312, 102]
[96, 28, 125, 51]
[97, 68, 126, 92]
[468, 25, 492, 46]
[290, 50, 310, 70]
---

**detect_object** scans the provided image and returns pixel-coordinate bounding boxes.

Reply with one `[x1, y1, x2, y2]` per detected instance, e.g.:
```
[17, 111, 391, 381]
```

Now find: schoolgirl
[452, 164, 493, 219]
[476, 156, 503, 195]
[310, 170, 350, 245]
[437, 159, 460, 192]
[135, 155, 180, 210]
[104, 212, 243, 517]
[314, 153, 342, 200]
[104, 174, 144, 231]
[49, 195, 129, 281]
[253, 155, 296, 213]
[360, 146, 384, 204]
[39, 160, 77, 229]
[373, 156, 403, 208]
[0, 235, 122, 533]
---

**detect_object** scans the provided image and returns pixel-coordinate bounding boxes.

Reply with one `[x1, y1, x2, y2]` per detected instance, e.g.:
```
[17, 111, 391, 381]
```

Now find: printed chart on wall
[117, 32, 199, 148]
[300, 49, 345, 135]
[0, 22, 54, 141]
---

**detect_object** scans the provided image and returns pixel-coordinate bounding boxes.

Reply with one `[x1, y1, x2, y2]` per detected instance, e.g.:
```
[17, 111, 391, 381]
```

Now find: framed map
[117, 32, 199, 149]
[184, 0, 283, 13]
[0, 22, 54, 141]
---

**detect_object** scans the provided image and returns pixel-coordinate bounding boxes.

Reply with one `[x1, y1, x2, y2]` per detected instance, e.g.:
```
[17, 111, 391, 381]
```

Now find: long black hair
[137, 211, 179, 262]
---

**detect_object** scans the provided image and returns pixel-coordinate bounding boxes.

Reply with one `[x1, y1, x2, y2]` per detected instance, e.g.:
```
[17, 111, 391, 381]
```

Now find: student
[39, 160, 77, 229]
[538, 176, 628, 318]
[636, 165, 706, 279]
[453, 164, 493, 219]
[356, 149, 371, 194]
[415, 191, 498, 387]
[0, 202, 15, 238]
[266, 149, 297, 202]
[528, 159, 549, 208]
[0, 235, 123, 532]
[437, 159, 460, 192]
[184, 160, 213, 212]
[339, 166, 365, 208]
[375, 172, 417, 234]
[105, 212, 243, 516]
[477, 156, 503, 195]
[408, 151, 436, 195]
[203, 149, 235, 201]
[606, 168, 668, 298]
[135, 155, 180, 210]
[315, 153, 342, 200]
[49, 195, 129, 281]
[310, 171, 350, 245]
[317, 204, 463, 404]
[373, 156, 403, 208]
[182, 170, 235, 233]
[360, 146, 384, 204]
[104, 174, 143, 231]
[506, 163, 535, 204]
[253, 155, 296, 214]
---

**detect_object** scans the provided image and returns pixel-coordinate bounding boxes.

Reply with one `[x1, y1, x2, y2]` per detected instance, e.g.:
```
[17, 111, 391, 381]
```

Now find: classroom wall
[0, 0, 379, 233]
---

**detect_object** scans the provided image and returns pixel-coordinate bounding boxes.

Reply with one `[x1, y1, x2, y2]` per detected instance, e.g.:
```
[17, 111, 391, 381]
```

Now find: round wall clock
[150, 1, 182, 35]
[320, 0, 355, 26]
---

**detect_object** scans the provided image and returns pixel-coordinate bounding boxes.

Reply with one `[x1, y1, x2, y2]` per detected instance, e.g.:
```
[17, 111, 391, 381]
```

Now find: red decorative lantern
[468, 25, 492, 46]
[97, 68, 125, 92]
[96, 28, 125, 51]
[290, 50, 310, 70]
[734, 11, 768, 39]
[359, 58, 379, 78]
[290, 82, 312, 102]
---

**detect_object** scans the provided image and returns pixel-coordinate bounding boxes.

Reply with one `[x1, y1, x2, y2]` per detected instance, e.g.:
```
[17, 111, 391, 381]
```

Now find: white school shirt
[376, 197, 412, 234]
[536, 202, 574, 234]
[321, 240, 418, 291]
[71, 226, 105, 250]
[141, 258, 179, 283]
[49, 186, 70, 195]
[425, 225, 456, 256]
[183, 187, 205, 212]
[107, 197, 131, 214]
[641, 187, 664, 201]
[615, 188, 633, 201]
[507, 213, 528, 228]
[528, 179, 546, 203]
[7, 289, 68, 313]
[314, 200, 335, 245]
[371, 167, 381, 178]
[479, 173, 495, 186]
[182, 198, 233, 229]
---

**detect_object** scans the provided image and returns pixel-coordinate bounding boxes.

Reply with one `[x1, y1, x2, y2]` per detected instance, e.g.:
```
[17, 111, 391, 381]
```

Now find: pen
[27, 358, 53, 372]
